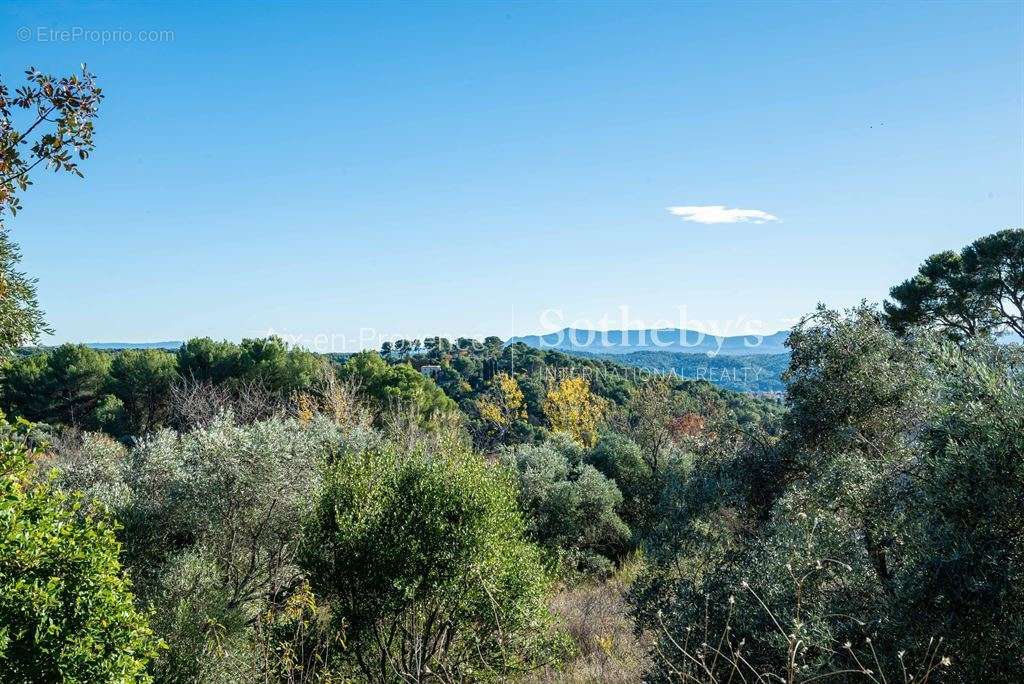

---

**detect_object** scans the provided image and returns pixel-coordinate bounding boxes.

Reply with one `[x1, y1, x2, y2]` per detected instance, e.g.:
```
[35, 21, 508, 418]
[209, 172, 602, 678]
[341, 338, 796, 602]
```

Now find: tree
[611, 378, 678, 477]
[0, 344, 111, 428]
[0, 233, 48, 355]
[393, 339, 411, 358]
[422, 336, 451, 359]
[542, 376, 605, 447]
[107, 348, 178, 435]
[51, 415, 341, 681]
[0, 66, 103, 353]
[898, 338, 1024, 681]
[236, 336, 321, 393]
[339, 351, 455, 425]
[885, 228, 1024, 340]
[483, 335, 504, 355]
[962, 228, 1024, 338]
[0, 418, 158, 681]
[588, 432, 658, 536]
[300, 440, 558, 681]
[634, 305, 1022, 682]
[1, 65, 103, 222]
[475, 372, 527, 448]
[0, 351, 48, 420]
[176, 337, 242, 384]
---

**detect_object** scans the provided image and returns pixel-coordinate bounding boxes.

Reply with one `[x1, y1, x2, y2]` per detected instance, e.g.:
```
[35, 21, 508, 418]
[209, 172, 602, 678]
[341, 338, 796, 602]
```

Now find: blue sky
[2, 1, 1021, 350]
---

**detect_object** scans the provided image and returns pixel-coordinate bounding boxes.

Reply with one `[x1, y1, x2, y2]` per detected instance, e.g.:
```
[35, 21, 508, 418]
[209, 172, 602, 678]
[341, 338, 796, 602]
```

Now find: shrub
[633, 307, 1024, 682]
[588, 432, 659, 537]
[0, 419, 159, 681]
[502, 438, 632, 574]
[301, 438, 560, 680]
[49, 415, 345, 681]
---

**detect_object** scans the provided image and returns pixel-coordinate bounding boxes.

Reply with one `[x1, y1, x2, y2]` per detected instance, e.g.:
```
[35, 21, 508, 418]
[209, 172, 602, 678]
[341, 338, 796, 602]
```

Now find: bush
[0, 419, 159, 681]
[49, 415, 345, 681]
[502, 437, 632, 574]
[633, 307, 1024, 682]
[339, 351, 456, 426]
[587, 432, 659, 537]
[301, 437, 560, 680]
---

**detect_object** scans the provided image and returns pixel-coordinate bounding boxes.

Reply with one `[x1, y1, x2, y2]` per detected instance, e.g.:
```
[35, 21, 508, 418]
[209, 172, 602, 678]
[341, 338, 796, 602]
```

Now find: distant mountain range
[85, 341, 184, 350]
[508, 328, 789, 356]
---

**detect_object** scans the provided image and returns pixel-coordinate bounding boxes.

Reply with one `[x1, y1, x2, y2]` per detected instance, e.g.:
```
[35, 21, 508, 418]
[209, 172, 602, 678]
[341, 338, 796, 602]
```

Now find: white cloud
[666, 205, 780, 225]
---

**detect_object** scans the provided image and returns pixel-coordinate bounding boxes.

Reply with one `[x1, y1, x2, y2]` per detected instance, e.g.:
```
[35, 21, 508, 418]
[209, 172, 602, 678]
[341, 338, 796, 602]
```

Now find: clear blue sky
[2, 1, 1021, 350]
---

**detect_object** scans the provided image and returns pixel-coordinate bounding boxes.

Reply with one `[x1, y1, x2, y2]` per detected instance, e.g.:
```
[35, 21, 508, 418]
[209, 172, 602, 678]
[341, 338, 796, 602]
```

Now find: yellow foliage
[478, 399, 505, 425]
[296, 393, 315, 424]
[479, 372, 526, 427]
[495, 372, 526, 420]
[543, 376, 605, 447]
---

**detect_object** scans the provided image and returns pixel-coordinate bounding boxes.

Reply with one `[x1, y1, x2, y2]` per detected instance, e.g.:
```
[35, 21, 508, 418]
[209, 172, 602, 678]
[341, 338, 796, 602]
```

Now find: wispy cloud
[666, 205, 780, 224]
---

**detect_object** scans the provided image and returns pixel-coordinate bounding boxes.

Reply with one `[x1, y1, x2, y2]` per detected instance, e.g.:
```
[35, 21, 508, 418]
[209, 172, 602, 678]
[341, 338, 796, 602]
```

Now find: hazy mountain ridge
[85, 341, 184, 350]
[508, 328, 789, 356]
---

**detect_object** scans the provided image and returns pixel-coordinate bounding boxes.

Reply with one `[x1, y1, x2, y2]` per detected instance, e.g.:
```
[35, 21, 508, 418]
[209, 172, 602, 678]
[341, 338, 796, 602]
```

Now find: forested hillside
[581, 350, 788, 392]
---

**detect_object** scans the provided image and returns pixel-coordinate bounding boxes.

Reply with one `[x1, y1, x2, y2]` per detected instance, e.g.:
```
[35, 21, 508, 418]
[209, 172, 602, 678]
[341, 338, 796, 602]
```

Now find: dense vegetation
[0, 66, 1021, 682]
[584, 350, 788, 393]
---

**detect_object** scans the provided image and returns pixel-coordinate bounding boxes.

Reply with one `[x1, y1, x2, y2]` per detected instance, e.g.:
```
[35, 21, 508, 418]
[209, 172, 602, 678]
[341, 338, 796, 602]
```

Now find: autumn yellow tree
[542, 376, 606, 447]
[476, 372, 527, 448]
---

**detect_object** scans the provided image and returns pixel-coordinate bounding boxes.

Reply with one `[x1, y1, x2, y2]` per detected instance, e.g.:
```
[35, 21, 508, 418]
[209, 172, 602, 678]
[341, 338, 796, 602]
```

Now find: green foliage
[0, 232, 49, 356]
[501, 438, 631, 574]
[51, 415, 345, 681]
[634, 304, 1023, 681]
[176, 337, 241, 384]
[0, 66, 103, 224]
[235, 336, 322, 393]
[898, 339, 1024, 679]
[0, 65, 103, 357]
[339, 351, 455, 424]
[301, 437, 559, 680]
[107, 349, 178, 436]
[0, 344, 111, 429]
[587, 432, 659, 537]
[0, 337, 334, 439]
[885, 228, 1024, 340]
[177, 335, 322, 394]
[0, 419, 158, 682]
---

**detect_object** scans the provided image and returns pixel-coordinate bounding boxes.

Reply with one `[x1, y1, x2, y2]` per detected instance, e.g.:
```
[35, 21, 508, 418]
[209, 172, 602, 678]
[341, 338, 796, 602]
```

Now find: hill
[508, 328, 788, 356]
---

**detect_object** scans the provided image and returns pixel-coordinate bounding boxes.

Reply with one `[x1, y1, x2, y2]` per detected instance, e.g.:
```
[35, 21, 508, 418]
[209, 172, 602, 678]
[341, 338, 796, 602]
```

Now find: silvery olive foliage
[500, 437, 631, 574]
[50, 414, 351, 682]
[633, 306, 1023, 682]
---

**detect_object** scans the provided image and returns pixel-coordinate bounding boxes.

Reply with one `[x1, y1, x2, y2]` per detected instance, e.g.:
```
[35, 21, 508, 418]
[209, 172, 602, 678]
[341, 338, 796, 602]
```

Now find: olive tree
[50, 415, 350, 682]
